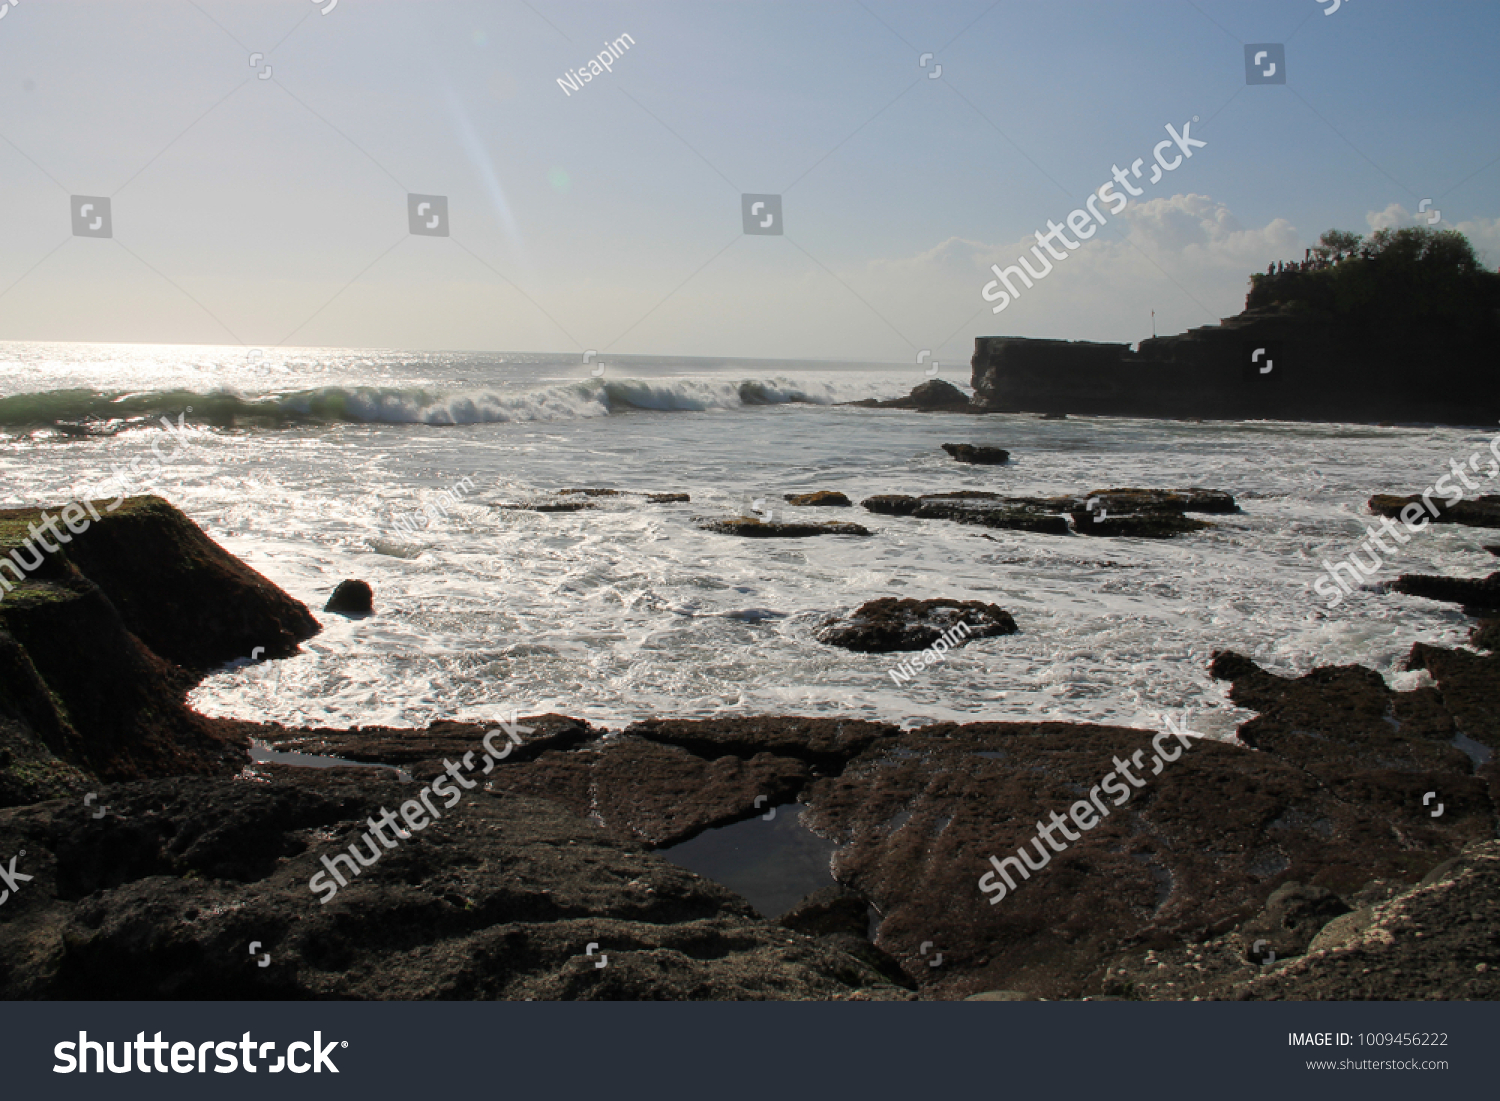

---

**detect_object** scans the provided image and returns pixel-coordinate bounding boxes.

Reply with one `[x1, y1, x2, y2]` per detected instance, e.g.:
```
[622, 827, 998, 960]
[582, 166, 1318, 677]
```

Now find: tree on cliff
[1313, 229, 1362, 264]
[1249, 226, 1496, 328]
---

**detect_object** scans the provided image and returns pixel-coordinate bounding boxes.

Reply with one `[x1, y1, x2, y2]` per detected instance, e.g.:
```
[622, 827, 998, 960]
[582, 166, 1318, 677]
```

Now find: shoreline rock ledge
[2, 497, 1498, 1001]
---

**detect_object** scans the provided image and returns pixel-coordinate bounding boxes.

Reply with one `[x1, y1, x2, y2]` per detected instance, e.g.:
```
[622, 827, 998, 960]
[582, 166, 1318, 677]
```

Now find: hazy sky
[1, 0, 1496, 362]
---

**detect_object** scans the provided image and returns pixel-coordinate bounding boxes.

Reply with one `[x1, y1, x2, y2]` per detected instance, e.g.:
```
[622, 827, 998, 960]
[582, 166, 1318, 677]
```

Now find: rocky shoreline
[1, 497, 1497, 1000]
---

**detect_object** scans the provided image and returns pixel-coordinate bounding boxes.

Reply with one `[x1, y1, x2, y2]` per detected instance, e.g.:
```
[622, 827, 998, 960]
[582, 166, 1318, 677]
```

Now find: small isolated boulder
[784, 491, 852, 507]
[815, 596, 1017, 653]
[325, 579, 374, 616]
[695, 517, 872, 538]
[941, 443, 1010, 465]
[646, 493, 690, 503]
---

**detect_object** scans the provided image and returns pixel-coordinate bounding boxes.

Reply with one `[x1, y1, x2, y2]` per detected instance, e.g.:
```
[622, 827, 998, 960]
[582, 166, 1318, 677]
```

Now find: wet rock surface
[0, 772, 900, 1000]
[324, 579, 374, 615]
[783, 491, 852, 507]
[842, 380, 974, 411]
[941, 443, 1010, 465]
[694, 517, 872, 538]
[1391, 571, 1500, 612]
[856, 488, 1232, 538]
[6, 494, 1500, 1001]
[1085, 488, 1240, 514]
[1370, 494, 1500, 528]
[813, 597, 1018, 653]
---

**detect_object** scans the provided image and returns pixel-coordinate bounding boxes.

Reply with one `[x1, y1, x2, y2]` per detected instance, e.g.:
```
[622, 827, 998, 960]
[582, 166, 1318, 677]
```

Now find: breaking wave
[0, 376, 862, 433]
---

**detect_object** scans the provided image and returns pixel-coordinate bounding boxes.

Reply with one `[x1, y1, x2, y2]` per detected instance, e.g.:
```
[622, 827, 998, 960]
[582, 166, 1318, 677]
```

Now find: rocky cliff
[971, 231, 1500, 425]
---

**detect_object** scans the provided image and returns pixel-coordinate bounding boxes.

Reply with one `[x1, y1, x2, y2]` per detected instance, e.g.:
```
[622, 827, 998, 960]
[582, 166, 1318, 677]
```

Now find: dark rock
[941, 443, 1010, 465]
[1084, 487, 1240, 514]
[254, 714, 595, 770]
[498, 500, 594, 512]
[489, 736, 812, 848]
[558, 488, 623, 497]
[623, 716, 898, 771]
[783, 491, 852, 507]
[1069, 509, 1211, 538]
[797, 693, 1484, 999]
[694, 517, 871, 538]
[1404, 643, 1500, 750]
[968, 248, 1500, 426]
[1472, 620, 1500, 651]
[1391, 571, 1500, 612]
[861, 495, 920, 516]
[1486, 545, 1500, 556]
[912, 499, 1070, 535]
[646, 493, 690, 503]
[1213, 841, 1500, 1001]
[814, 597, 1018, 653]
[1370, 494, 1500, 529]
[843, 380, 973, 411]
[1238, 882, 1352, 961]
[779, 885, 870, 938]
[1, 495, 319, 670]
[324, 579, 374, 616]
[0, 772, 899, 1000]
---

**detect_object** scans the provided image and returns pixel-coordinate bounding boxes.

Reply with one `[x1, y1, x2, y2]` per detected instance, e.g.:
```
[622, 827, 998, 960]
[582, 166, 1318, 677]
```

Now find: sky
[0, 0, 1496, 364]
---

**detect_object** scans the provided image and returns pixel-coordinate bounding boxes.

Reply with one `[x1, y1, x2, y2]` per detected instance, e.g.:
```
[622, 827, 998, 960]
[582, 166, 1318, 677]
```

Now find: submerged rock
[814, 597, 1018, 653]
[694, 517, 871, 538]
[324, 579, 374, 615]
[941, 443, 1010, 465]
[783, 491, 852, 507]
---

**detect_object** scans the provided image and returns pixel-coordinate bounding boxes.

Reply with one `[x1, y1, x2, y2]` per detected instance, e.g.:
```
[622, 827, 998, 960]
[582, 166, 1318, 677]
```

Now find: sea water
[1, 341, 1489, 742]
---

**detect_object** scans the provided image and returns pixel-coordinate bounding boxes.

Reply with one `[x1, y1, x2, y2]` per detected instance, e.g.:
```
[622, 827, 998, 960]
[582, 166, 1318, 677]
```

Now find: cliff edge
[971, 226, 1500, 425]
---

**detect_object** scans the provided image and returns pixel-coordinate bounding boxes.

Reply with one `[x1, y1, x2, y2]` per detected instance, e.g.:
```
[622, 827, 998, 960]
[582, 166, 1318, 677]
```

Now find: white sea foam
[3, 342, 1484, 737]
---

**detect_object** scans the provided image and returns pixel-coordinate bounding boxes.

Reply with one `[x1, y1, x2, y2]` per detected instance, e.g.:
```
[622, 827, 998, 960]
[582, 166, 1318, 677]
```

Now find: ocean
[1, 341, 1490, 740]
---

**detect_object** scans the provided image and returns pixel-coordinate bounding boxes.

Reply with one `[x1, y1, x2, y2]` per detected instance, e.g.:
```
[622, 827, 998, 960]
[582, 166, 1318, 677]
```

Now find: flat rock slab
[797, 701, 1487, 999]
[784, 491, 852, 507]
[1084, 488, 1240, 514]
[490, 736, 812, 848]
[814, 597, 1018, 653]
[942, 444, 1010, 465]
[0, 772, 896, 1000]
[1370, 494, 1500, 529]
[694, 517, 872, 537]
[623, 716, 899, 770]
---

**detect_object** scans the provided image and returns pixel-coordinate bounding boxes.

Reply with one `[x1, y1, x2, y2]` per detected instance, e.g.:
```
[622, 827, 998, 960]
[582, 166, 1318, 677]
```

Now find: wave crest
[0, 376, 847, 431]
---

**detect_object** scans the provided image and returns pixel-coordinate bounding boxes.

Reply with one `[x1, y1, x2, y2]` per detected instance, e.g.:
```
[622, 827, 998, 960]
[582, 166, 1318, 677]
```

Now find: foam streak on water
[2, 342, 1489, 739]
